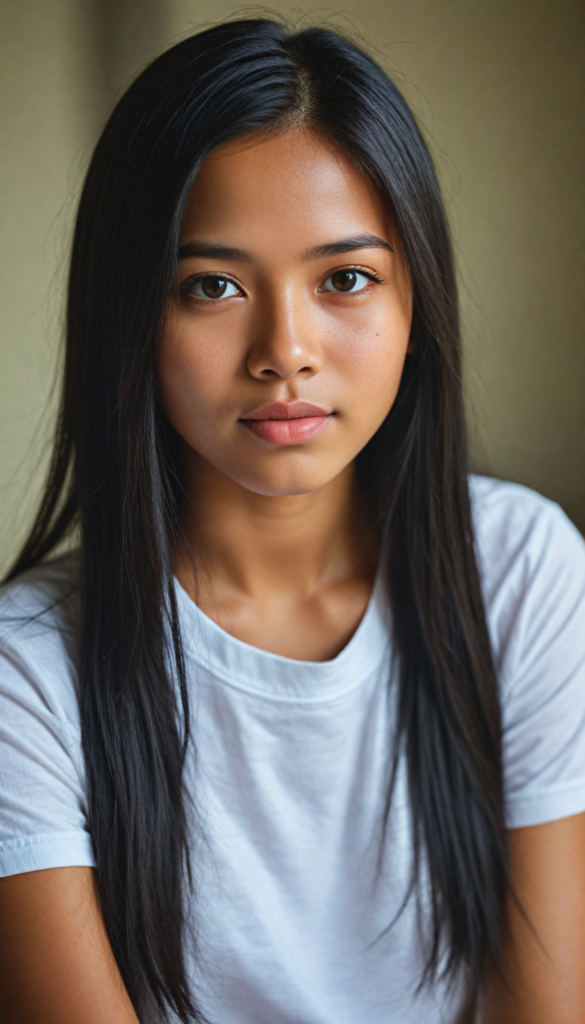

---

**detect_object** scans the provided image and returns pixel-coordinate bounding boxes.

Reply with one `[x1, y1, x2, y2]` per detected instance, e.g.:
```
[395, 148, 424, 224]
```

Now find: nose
[246, 288, 324, 381]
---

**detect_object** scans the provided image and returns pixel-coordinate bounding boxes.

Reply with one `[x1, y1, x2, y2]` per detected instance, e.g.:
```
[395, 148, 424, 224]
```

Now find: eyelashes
[320, 268, 382, 293]
[179, 265, 384, 303]
[180, 275, 241, 300]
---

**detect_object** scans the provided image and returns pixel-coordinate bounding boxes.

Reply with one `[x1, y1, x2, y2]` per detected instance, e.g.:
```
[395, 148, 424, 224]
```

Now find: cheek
[327, 306, 411, 421]
[158, 319, 238, 429]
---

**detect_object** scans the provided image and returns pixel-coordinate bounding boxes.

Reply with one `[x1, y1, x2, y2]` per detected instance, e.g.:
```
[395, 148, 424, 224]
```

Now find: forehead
[181, 129, 394, 250]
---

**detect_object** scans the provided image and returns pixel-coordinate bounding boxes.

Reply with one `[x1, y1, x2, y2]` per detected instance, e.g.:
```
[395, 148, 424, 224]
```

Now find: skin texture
[481, 813, 585, 1023]
[1, 129, 584, 1023]
[0, 867, 138, 1023]
[159, 129, 412, 659]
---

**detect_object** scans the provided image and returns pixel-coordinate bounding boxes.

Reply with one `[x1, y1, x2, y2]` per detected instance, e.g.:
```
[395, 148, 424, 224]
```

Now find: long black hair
[5, 17, 508, 1022]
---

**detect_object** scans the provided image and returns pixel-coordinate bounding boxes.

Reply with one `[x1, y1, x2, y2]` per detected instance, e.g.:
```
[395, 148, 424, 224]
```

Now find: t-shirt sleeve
[0, 602, 95, 877]
[496, 502, 585, 828]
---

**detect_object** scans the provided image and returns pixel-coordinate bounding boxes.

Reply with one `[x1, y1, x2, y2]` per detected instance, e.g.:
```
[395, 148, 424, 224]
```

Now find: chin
[229, 461, 341, 499]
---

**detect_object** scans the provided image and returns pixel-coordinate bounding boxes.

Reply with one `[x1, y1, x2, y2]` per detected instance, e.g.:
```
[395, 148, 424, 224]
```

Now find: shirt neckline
[175, 568, 391, 703]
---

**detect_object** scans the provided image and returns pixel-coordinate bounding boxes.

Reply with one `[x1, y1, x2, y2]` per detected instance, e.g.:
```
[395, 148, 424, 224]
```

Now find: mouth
[238, 401, 334, 446]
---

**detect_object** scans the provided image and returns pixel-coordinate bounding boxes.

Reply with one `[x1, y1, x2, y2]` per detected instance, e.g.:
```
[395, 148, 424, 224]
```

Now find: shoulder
[470, 474, 584, 577]
[0, 555, 93, 877]
[469, 475, 585, 710]
[0, 552, 78, 622]
[469, 475, 585, 647]
[0, 553, 80, 723]
[469, 478, 585, 827]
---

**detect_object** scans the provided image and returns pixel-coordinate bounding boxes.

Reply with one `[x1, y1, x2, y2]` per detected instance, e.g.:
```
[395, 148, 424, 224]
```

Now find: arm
[0, 866, 139, 1024]
[480, 811, 585, 1024]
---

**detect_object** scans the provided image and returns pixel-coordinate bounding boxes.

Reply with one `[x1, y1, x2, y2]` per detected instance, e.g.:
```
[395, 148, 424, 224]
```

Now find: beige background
[1, 0, 583, 573]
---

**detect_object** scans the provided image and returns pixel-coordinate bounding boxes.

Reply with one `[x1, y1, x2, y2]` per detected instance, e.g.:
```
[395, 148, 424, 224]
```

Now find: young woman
[0, 18, 584, 1024]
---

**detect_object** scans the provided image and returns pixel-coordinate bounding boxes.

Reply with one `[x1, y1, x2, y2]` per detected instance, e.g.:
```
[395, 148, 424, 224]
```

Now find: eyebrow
[178, 240, 253, 261]
[178, 232, 394, 263]
[303, 233, 394, 260]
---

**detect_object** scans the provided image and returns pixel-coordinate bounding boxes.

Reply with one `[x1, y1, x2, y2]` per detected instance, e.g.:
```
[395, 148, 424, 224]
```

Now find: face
[158, 129, 413, 498]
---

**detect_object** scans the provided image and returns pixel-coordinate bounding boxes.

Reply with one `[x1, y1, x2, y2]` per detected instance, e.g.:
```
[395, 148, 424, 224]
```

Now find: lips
[239, 401, 333, 446]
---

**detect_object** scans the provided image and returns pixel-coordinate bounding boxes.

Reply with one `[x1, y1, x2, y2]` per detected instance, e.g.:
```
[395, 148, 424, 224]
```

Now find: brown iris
[330, 269, 358, 292]
[199, 276, 229, 298]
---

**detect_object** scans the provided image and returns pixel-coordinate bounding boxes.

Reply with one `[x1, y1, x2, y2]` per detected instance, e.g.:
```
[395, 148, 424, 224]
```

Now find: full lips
[240, 415, 332, 445]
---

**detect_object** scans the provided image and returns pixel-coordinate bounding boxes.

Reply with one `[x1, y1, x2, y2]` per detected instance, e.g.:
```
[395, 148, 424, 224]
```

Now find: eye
[321, 269, 374, 293]
[182, 275, 241, 300]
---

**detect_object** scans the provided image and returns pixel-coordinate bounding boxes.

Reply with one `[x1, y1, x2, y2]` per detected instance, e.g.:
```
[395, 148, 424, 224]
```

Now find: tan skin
[161, 129, 413, 660]
[0, 130, 584, 1023]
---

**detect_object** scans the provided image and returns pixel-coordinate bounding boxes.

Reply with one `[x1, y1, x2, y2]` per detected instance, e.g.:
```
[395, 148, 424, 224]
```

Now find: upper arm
[0, 585, 137, 1020]
[494, 502, 585, 832]
[480, 812, 585, 1024]
[0, 866, 139, 1024]
[478, 498, 585, 1020]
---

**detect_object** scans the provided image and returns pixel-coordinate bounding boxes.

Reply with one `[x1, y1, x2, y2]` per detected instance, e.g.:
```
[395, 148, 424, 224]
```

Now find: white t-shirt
[1, 476, 584, 1024]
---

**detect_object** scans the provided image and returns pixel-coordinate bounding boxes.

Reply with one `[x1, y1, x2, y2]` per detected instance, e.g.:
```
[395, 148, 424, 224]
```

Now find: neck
[175, 450, 377, 603]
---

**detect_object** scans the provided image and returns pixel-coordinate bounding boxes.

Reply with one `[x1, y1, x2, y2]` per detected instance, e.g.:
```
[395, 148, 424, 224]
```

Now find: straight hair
[5, 18, 508, 1021]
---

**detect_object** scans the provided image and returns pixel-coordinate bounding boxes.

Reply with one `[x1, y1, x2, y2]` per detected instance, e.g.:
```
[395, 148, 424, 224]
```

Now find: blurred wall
[0, 0, 102, 570]
[1, 0, 583, 573]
